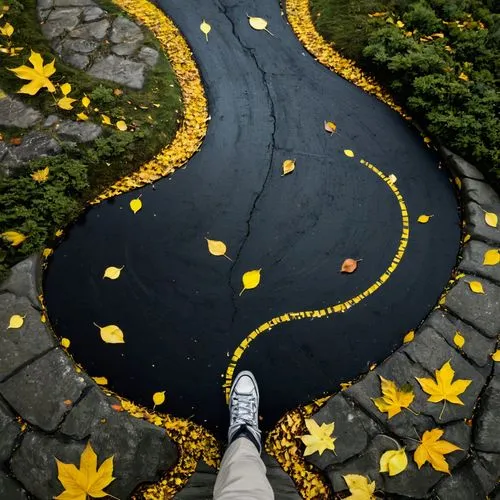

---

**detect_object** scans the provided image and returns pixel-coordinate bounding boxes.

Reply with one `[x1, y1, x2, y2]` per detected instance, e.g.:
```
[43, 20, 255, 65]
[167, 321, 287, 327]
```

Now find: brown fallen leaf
[340, 258, 360, 273]
[10, 137, 22, 145]
[324, 120, 337, 134]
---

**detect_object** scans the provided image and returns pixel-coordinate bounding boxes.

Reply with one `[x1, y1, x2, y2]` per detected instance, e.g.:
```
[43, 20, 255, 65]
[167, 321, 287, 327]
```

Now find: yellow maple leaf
[31, 166, 49, 182]
[9, 50, 56, 95]
[239, 269, 262, 296]
[1, 230, 27, 247]
[414, 428, 461, 473]
[372, 376, 415, 418]
[300, 418, 336, 456]
[55, 442, 115, 499]
[343, 474, 376, 499]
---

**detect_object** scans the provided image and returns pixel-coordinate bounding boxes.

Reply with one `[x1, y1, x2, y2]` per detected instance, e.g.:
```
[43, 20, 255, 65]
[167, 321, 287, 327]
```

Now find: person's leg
[213, 371, 274, 500]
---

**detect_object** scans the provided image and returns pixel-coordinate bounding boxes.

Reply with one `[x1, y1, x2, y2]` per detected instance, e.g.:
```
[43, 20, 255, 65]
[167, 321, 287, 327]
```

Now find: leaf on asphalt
[239, 269, 261, 296]
[116, 120, 127, 131]
[31, 166, 49, 182]
[200, 20, 211, 41]
[388, 174, 397, 184]
[344, 149, 354, 157]
[55, 442, 115, 500]
[282, 159, 296, 176]
[130, 197, 142, 214]
[94, 323, 125, 344]
[467, 280, 484, 294]
[103, 266, 124, 280]
[403, 331, 415, 343]
[61, 338, 70, 348]
[153, 391, 166, 407]
[93, 376, 108, 385]
[9, 50, 56, 95]
[483, 249, 499, 266]
[418, 214, 433, 223]
[342, 474, 376, 499]
[492, 350, 500, 362]
[484, 212, 498, 228]
[414, 428, 461, 473]
[206, 238, 232, 260]
[340, 258, 359, 273]
[300, 419, 336, 456]
[1, 230, 27, 246]
[248, 16, 274, 36]
[379, 448, 408, 476]
[372, 376, 415, 418]
[324, 120, 337, 134]
[416, 361, 471, 407]
[8, 314, 24, 329]
[453, 332, 465, 349]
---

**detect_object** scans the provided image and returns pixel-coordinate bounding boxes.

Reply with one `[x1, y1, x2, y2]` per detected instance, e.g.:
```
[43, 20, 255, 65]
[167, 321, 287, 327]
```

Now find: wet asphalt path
[44, 0, 460, 434]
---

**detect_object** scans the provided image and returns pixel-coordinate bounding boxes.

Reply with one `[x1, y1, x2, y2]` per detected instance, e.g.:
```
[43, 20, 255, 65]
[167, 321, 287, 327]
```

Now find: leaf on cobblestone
[300, 419, 336, 456]
[467, 280, 484, 294]
[343, 474, 376, 499]
[206, 238, 232, 260]
[483, 249, 499, 266]
[55, 442, 114, 499]
[414, 428, 461, 473]
[1, 230, 27, 246]
[9, 50, 56, 95]
[8, 314, 25, 329]
[453, 332, 465, 348]
[492, 350, 500, 362]
[103, 266, 124, 280]
[57, 96, 77, 110]
[379, 448, 408, 476]
[94, 323, 125, 344]
[484, 212, 498, 228]
[200, 20, 211, 41]
[372, 376, 414, 418]
[239, 269, 261, 296]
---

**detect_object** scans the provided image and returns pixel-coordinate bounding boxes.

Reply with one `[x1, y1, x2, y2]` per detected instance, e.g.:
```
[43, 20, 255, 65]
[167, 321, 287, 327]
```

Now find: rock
[0, 254, 42, 309]
[43, 8, 82, 39]
[0, 348, 89, 431]
[69, 18, 110, 40]
[423, 310, 495, 368]
[62, 37, 99, 54]
[138, 46, 159, 67]
[444, 275, 500, 338]
[0, 472, 28, 500]
[403, 327, 485, 422]
[173, 461, 216, 499]
[0, 95, 42, 128]
[477, 451, 500, 480]
[56, 120, 102, 142]
[37, 8, 52, 21]
[43, 115, 61, 128]
[0, 398, 20, 466]
[0, 141, 7, 162]
[0, 294, 56, 382]
[441, 147, 484, 180]
[474, 376, 500, 453]
[88, 55, 146, 89]
[54, 0, 96, 6]
[82, 6, 105, 22]
[62, 52, 90, 70]
[112, 42, 140, 56]
[465, 202, 500, 247]
[462, 178, 500, 208]
[38, 0, 54, 10]
[110, 16, 144, 45]
[306, 393, 380, 470]
[459, 240, 500, 286]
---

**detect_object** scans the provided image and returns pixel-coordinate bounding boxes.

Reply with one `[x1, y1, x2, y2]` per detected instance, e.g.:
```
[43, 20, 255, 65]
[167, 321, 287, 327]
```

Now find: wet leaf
[9, 50, 56, 95]
[61, 338, 70, 348]
[282, 159, 296, 176]
[93, 376, 108, 385]
[483, 249, 499, 266]
[379, 448, 407, 476]
[31, 166, 49, 182]
[453, 332, 465, 348]
[343, 474, 376, 499]
[94, 323, 125, 344]
[403, 331, 414, 343]
[324, 120, 337, 134]
[418, 214, 433, 223]
[55, 442, 114, 499]
[103, 266, 124, 280]
[300, 419, 336, 456]
[468, 280, 484, 294]
[340, 258, 359, 273]
[248, 16, 274, 36]
[492, 350, 500, 362]
[153, 391, 166, 406]
[239, 269, 261, 296]
[206, 238, 232, 260]
[344, 149, 354, 157]
[200, 20, 211, 41]
[373, 376, 414, 418]
[1, 230, 27, 247]
[130, 198, 142, 214]
[484, 212, 498, 228]
[116, 120, 127, 131]
[8, 314, 25, 329]
[414, 428, 461, 473]
[82, 96, 90, 108]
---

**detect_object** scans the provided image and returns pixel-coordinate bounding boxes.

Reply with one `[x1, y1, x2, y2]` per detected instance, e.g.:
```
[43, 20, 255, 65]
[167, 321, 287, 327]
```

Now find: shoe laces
[231, 394, 256, 425]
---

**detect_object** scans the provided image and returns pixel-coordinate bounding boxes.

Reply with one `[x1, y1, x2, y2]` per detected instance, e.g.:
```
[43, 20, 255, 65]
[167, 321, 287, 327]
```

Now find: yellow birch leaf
[484, 212, 498, 228]
[403, 331, 414, 343]
[200, 20, 211, 41]
[379, 448, 408, 476]
[8, 314, 25, 329]
[483, 249, 499, 266]
[492, 350, 500, 362]
[372, 376, 414, 418]
[61, 338, 71, 348]
[248, 16, 274, 36]
[9, 50, 56, 95]
[239, 269, 261, 295]
[1, 230, 27, 247]
[57, 96, 77, 110]
[93, 376, 108, 385]
[101, 114, 111, 125]
[130, 198, 142, 214]
[31, 166, 49, 182]
[282, 159, 296, 176]
[153, 391, 166, 406]
[418, 214, 433, 223]
[453, 332, 465, 349]
[205, 238, 232, 260]
[77, 112, 88, 121]
[324, 120, 337, 134]
[116, 120, 127, 131]
[81, 96, 90, 108]
[60, 82, 71, 96]
[103, 266, 124, 280]
[343, 474, 376, 499]
[300, 419, 336, 456]
[468, 281, 484, 294]
[414, 428, 461, 473]
[94, 323, 125, 344]
[344, 149, 355, 157]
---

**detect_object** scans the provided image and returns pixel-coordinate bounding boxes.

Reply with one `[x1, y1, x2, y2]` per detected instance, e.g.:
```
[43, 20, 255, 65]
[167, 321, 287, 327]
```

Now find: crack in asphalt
[214, 0, 277, 329]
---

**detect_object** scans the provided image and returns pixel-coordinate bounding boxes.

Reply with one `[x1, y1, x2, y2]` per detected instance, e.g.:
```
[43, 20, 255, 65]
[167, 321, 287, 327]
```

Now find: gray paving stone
[54, 0, 96, 6]
[62, 52, 90, 70]
[88, 54, 146, 89]
[69, 19, 110, 40]
[82, 6, 105, 22]
[43, 114, 61, 128]
[477, 451, 500, 480]
[1, 131, 61, 169]
[263, 454, 302, 500]
[0, 94, 42, 128]
[0, 398, 20, 466]
[38, 8, 53, 21]
[462, 178, 500, 208]
[0, 348, 89, 431]
[44, 8, 82, 39]
[346, 352, 436, 438]
[56, 120, 102, 142]
[0, 141, 7, 162]
[465, 202, 500, 246]
[0, 294, 56, 381]
[403, 327, 485, 423]
[444, 275, 500, 338]
[441, 147, 484, 180]
[474, 376, 500, 453]
[0, 471, 28, 500]
[173, 461, 216, 499]
[306, 393, 380, 470]
[112, 42, 140, 56]
[138, 46, 159, 67]
[423, 310, 495, 368]
[62, 37, 99, 54]
[459, 240, 500, 286]
[38, 0, 54, 10]
[110, 16, 144, 45]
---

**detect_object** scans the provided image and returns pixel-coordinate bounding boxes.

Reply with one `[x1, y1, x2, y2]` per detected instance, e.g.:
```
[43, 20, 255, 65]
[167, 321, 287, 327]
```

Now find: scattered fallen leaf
[453, 332, 465, 349]
[239, 269, 261, 296]
[300, 419, 336, 456]
[403, 331, 414, 343]
[113, 88, 123, 96]
[153, 391, 166, 407]
[101, 114, 111, 125]
[1, 230, 27, 246]
[82, 95, 90, 108]
[0, 22, 14, 37]
[418, 214, 433, 223]
[341, 258, 359, 273]
[414, 428, 461, 473]
[344, 149, 354, 158]
[423, 136, 431, 144]
[324, 120, 337, 134]
[379, 448, 408, 476]
[463, 234, 471, 243]
[55, 442, 115, 500]
[9, 136, 21, 145]
[458, 72, 469, 81]
[492, 350, 500, 362]
[57, 96, 77, 110]
[111, 404, 123, 412]
[396, 20, 405, 28]
[373, 376, 414, 418]
[103, 266, 124, 280]
[483, 249, 499, 266]
[206, 238, 232, 260]
[31, 166, 49, 182]
[388, 174, 397, 184]
[64, 400, 72, 406]
[60, 82, 71, 96]
[55, 229, 64, 237]
[248, 16, 274, 36]
[130, 197, 142, 214]
[77, 112, 88, 121]
[61, 338, 70, 348]
[467, 280, 484, 294]
[94, 323, 125, 344]
[93, 376, 108, 385]
[8, 314, 25, 329]
[43, 248, 53, 258]
[484, 212, 498, 228]
[282, 159, 296, 176]
[200, 19, 211, 41]
[116, 120, 127, 131]
[9, 50, 56, 95]
[343, 474, 376, 499]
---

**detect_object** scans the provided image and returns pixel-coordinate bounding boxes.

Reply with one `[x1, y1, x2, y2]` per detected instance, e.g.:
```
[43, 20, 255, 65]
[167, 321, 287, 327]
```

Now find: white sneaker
[227, 370, 262, 453]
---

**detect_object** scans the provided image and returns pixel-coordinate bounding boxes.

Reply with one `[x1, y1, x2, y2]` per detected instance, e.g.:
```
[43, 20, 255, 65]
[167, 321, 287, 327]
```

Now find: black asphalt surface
[44, 0, 460, 434]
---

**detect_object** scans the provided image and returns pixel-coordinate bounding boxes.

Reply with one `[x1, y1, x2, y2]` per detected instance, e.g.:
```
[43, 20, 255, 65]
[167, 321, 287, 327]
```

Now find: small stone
[441, 147, 484, 180]
[56, 120, 102, 142]
[459, 240, 500, 286]
[37, 8, 52, 21]
[0, 349, 89, 431]
[44, 8, 82, 38]
[111, 42, 140, 56]
[0, 471, 28, 500]
[82, 6, 105, 22]
[465, 202, 500, 247]
[137, 46, 159, 67]
[445, 275, 500, 338]
[88, 55, 145, 89]
[110, 16, 144, 45]
[69, 19, 110, 40]
[43, 115, 61, 128]
[62, 37, 99, 53]
[462, 178, 500, 208]
[0, 94, 42, 128]
[38, 0, 54, 9]
[0, 398, 20, 466]
[474, 377, 500, 453]
[62, 52, 90, 70]
[0, 294, 56, 381]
